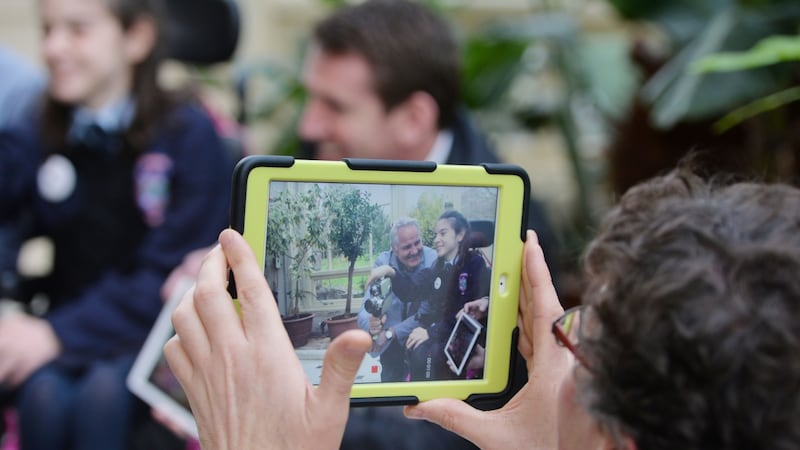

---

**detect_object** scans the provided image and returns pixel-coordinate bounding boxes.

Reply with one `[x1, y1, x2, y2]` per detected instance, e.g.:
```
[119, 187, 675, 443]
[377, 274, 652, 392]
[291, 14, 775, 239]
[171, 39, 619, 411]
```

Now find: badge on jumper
[37, 154, 77, 203]
[458, 272, 468, 295]
[135, 153, 173, 227]
[434, 276, 442, 290]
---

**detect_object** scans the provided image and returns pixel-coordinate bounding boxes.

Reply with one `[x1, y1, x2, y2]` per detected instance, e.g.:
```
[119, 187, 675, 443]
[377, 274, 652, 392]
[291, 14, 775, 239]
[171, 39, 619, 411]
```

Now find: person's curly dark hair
[578, 163, 800, 450]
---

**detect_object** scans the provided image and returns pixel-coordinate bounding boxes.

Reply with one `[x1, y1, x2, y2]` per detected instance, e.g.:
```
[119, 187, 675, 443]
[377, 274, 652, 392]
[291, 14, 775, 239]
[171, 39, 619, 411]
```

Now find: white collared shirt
[424, 129, 454, 164]
[69, 97, 136, 136]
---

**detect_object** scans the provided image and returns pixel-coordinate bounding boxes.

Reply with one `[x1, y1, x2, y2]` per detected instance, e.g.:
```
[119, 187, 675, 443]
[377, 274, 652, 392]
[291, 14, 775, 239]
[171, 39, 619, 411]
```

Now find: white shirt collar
[424, 129, 453, 164]
[71, 97, 136, 134]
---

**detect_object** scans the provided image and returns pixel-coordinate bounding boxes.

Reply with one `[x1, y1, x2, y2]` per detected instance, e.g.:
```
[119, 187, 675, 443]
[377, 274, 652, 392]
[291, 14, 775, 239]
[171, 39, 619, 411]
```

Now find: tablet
[230, 156, 529, 406]
[445, 313, 484, 377]
[127, 279, 197, 439]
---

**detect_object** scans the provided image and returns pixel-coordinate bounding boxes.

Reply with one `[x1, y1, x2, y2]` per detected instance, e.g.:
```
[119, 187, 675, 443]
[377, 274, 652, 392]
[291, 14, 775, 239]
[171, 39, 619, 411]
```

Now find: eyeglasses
[552, 305, 593, 372]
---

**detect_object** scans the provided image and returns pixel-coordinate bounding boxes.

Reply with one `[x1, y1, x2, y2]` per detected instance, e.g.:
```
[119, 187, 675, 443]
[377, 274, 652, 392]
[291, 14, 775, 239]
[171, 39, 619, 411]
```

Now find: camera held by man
[363, 278, 389, 319]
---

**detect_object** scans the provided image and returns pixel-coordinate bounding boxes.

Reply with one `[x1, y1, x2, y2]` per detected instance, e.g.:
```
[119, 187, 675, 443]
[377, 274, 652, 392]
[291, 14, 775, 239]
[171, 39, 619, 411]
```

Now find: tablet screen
[264, 181, 496, 384]
[444, 313, 483, 376]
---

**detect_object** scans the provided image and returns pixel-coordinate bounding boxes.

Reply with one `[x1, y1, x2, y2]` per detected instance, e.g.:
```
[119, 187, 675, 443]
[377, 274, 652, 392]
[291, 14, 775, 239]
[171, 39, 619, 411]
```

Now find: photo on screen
[263, 181, 498, 384]
[445, 313, 483, 377]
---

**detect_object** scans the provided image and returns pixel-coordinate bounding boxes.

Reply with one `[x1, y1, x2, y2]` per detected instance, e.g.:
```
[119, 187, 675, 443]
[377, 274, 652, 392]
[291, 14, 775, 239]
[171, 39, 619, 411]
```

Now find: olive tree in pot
[323, 186, 383, 340]
[266, 184, 326, 347]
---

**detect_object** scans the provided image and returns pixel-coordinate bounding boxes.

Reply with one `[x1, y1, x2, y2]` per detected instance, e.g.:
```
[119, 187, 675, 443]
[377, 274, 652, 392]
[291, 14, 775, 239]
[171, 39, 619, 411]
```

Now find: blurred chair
[468, 219, 495, 267]
[164, 0, 240, 65]
[165, 0, 248, 160]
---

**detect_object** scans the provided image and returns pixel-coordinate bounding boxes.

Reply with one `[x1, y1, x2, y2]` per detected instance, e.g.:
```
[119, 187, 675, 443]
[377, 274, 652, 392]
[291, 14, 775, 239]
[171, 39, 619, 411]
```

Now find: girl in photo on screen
[368, 209, 491, 380]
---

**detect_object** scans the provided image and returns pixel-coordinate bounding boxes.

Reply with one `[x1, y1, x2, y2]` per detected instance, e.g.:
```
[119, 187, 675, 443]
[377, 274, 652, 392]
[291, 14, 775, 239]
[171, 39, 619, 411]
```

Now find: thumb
[316, 329, 372, 403]
[403, 399, 487, 447]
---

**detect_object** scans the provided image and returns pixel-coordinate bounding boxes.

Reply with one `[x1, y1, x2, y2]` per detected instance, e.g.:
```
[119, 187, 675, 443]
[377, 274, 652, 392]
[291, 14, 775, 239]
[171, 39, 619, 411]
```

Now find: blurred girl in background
[0, 0, 233, 448]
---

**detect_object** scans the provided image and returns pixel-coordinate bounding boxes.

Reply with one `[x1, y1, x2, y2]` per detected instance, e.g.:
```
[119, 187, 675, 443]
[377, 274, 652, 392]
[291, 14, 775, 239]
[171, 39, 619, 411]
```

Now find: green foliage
[605, 0, 664, 20]
[266, 184, 326, 315]
[462, 37, 528, 110]
[691, 34, 800, 131]
[234, 51, 307, 156]
[605, 0, 800, 129]
[712, 86, 800, 132]
[606, 0, 728, 23]
[691, 35, 800, 73]
[324, 186, 383, 313]
[325, 187, 382, 262]
[409, 192, 446, 247]
[370, 207, 391, 251]
[641, 8, 741, 128]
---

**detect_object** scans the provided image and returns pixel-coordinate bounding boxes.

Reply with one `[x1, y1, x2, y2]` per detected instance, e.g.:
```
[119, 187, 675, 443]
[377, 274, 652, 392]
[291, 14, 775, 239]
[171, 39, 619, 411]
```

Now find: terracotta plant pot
[324, 313, 359, 341]
[282, 312, 314, 348]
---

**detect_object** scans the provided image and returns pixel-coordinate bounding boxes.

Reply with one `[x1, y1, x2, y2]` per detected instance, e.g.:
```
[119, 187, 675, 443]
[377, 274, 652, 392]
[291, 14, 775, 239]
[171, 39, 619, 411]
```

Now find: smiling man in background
[297, 1, 559, 449]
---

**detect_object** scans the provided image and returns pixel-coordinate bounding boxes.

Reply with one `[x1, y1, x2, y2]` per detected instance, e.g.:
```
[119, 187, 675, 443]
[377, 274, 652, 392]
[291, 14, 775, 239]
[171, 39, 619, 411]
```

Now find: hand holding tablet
[229, 156, 530, 406]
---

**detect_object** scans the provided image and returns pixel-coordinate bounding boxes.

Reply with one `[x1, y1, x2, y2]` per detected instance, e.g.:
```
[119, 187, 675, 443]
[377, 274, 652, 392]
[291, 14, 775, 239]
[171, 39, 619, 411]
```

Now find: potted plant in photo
[323, 186, 383, 339]
[266, 184, 326, 347]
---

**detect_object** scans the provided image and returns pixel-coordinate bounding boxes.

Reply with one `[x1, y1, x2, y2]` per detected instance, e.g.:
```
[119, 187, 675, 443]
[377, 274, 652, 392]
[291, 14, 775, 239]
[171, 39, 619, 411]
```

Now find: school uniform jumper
[0, 102, 233, 449]
[391, 251, 490, 380]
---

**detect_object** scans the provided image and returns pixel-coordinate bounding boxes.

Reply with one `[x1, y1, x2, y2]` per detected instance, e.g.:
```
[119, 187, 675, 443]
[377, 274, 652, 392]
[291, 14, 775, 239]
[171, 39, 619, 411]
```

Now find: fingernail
[404, 406, 422, 420]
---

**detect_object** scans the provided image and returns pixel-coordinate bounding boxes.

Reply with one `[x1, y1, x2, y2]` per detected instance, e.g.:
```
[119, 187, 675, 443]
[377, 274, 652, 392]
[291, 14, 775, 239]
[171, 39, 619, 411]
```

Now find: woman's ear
[125, 16, 157, 64]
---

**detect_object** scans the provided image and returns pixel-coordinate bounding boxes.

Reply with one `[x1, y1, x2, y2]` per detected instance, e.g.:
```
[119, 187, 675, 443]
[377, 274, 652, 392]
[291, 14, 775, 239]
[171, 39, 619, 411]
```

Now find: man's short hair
[312, 0, 461, 129]
[389, 217, 421, 249]
[579, 164, 800, 449]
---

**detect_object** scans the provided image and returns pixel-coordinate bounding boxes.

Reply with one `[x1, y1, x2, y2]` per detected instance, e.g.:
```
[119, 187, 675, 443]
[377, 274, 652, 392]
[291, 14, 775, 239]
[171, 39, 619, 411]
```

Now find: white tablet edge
[127, 278, 197, 439]
[444, 312, 483, 377]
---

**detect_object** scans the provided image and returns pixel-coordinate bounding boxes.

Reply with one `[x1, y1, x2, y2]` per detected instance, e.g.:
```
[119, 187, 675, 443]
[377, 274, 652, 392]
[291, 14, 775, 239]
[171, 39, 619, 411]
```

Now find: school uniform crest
[135, 153, 173, 227]
[458, 272, 468, 295]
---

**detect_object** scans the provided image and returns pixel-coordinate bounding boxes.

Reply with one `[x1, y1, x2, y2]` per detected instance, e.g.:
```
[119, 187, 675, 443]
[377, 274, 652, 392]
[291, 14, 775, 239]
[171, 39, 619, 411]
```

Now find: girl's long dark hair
[41, 0, 180, 154]
[437, 209, 472, 271]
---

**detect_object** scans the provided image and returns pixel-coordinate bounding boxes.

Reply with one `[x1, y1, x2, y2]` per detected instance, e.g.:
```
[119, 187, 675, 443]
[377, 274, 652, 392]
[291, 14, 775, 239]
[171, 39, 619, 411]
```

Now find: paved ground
[296, 335, 383, 385]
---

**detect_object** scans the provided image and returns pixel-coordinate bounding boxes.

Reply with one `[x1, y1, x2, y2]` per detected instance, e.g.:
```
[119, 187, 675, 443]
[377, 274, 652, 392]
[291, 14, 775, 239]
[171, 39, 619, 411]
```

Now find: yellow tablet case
[230, 155, 529, 406]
